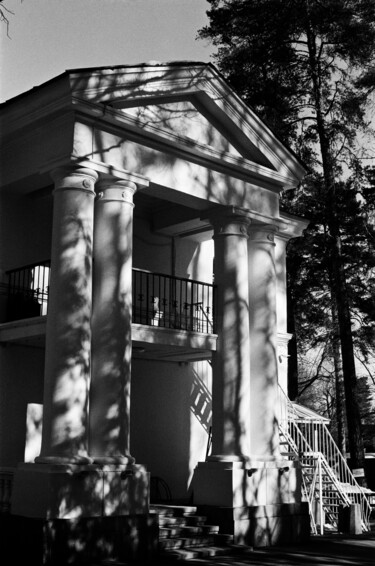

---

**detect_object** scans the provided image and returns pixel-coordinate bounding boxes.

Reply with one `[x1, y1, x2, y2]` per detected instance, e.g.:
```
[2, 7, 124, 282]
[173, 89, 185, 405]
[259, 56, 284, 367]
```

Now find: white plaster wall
[133, 217, 172, 274]
[130, 358, 212, 501]
[180, 239, 214, 284]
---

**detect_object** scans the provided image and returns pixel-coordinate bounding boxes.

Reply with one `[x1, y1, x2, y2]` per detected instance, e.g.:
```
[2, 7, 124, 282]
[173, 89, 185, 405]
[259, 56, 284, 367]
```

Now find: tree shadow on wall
[43, 212, 93, 460]
[11, 209, 156, 563]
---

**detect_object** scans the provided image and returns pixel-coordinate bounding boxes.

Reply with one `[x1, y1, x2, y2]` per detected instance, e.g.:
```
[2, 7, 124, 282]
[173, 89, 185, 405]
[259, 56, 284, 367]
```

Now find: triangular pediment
[68, 62, 306, 188]
[119, 99, 245, 161]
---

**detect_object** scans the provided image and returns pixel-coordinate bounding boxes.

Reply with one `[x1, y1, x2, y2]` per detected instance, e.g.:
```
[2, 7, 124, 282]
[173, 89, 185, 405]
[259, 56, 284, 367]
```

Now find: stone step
[158, 543, 254, 562]
[159, 524, 218, 539]
[159, 535, 215, 550]
[158, 514, 207, 527]
[158, 545, 229, 561]
[159, 515, 188, 527]
[151, 503, 237, 561]
[158, 548, 201, 560]
[179, 525, 207, 536]
[159, 526, 184, 539]
[151, 504, 197, 517]
[185, 514, 207, 526]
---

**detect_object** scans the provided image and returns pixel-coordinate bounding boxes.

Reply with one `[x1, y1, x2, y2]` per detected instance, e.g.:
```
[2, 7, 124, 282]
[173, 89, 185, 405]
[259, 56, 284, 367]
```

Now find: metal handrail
[278, 386, 372, 533]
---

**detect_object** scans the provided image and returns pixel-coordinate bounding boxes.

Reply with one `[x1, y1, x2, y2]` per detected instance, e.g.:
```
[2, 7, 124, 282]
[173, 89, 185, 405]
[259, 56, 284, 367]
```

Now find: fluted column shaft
[37, 166, 97, 464]
[209, 209, 251, 461]
[89, 177, 137, 465]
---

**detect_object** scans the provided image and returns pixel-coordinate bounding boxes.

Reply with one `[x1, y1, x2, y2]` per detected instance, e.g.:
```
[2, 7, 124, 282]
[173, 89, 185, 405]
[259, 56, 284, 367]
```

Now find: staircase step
[159, 526, 184, 538]
[159, 538, 184, 551]
[151, 504, 197, 516]
[159, 545, 229, 561]
[152, 503, 231, 561]
[159, 516, 188, 526]
[158, 543, 254, 562]
[200, 524, 220, 535]
[179, 525, 205, 536]
[159, 536, 215, 550]
[159, 548, 201, 560]
[187, 545, 228, 558]
[184, 515, 207, 526]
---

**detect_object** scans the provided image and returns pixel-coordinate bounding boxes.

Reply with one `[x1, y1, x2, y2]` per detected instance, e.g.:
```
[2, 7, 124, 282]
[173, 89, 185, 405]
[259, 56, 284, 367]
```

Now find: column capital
[96, 176, 137, 206]
[248, 222, 278, 244]
[208, 207, 251, 239]
[50, 166, 98, 195]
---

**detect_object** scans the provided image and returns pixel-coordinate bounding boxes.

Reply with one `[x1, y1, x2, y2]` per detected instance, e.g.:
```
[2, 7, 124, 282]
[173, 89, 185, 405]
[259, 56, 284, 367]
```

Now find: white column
[248, 223, 280, 459]
[209, 209, 251, 461]
[36, 166, 98, 464]
[89, 176, 137, 465]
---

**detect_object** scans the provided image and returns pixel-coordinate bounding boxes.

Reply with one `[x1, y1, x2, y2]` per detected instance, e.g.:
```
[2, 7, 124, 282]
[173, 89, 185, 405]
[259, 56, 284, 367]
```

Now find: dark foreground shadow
[166, 533, 375, 566]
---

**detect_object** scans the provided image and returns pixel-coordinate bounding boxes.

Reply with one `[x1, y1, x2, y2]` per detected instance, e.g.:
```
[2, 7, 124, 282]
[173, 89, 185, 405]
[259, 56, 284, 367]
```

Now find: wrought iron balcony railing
[132, 268, 216, 334]
[5, 263, 216, 334]
[6, 261, 51, 321]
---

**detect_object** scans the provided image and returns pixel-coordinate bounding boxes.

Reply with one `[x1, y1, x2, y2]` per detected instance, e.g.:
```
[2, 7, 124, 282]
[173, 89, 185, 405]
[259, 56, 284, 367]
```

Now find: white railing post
[318, 454, 324, 535]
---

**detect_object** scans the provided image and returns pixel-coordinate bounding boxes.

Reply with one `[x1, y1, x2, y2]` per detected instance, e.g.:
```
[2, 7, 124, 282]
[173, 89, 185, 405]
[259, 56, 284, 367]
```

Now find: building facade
[0, 62, 309, 561]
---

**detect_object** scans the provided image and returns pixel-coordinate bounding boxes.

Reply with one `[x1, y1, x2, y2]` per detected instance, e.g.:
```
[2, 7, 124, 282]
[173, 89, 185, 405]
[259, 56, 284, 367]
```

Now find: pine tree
[199, 0, 375, 478]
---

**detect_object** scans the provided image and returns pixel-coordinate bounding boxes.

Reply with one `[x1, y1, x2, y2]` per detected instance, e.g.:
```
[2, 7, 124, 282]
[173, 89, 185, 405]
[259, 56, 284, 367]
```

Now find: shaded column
[36, 166, 98, 464]
[89, 176, 137, 465]
[248, 223, 280, 459]
[209, 208, 251, 461]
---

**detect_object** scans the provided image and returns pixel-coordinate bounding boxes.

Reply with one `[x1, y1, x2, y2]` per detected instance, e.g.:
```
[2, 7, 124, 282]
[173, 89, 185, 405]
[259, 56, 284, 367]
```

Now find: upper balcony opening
[3, 262, 216, 335]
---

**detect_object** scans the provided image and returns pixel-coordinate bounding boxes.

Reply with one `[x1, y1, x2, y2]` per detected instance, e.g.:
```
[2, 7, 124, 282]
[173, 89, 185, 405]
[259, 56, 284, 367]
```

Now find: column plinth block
[11, 462, 149, 519]
[192, 459, 302, 508]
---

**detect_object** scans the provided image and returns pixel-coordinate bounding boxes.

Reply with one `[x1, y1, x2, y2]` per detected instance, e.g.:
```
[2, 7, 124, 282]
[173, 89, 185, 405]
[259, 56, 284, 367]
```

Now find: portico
[0, 62, 309, 561]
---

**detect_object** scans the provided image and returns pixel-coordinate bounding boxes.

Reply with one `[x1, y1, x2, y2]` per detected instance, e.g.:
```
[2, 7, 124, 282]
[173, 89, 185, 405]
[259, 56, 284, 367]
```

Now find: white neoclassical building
[0, 62, 309, 563]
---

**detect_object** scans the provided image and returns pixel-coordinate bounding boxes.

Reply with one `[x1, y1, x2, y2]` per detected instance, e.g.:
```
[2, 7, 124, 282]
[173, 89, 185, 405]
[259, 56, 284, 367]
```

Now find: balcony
[5, 261, 51, 322]
[132, 268, 215, 334]
[1, 263, 217, 356]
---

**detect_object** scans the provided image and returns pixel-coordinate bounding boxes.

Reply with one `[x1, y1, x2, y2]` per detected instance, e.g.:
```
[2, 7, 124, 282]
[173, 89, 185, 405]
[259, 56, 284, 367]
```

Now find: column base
[191, 459, 309, 547]
[192, 459, 302, 507]
[11, 462, 150, 519]
[196, 502, 310, 547]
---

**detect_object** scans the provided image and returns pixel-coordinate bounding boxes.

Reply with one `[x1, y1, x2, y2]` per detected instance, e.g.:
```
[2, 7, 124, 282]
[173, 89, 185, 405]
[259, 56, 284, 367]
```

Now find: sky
[0, 0, 215, 103]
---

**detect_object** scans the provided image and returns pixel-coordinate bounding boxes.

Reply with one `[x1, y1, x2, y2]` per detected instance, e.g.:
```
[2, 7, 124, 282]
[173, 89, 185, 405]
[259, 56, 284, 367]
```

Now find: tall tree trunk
[329, 240, 366, 482]
[306, 17, 366, 481]
[331, 302, 347, 455]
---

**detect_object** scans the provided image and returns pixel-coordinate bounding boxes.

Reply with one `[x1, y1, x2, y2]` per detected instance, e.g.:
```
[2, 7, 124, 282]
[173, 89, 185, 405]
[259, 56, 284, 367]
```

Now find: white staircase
[278, 387, 372, 535]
